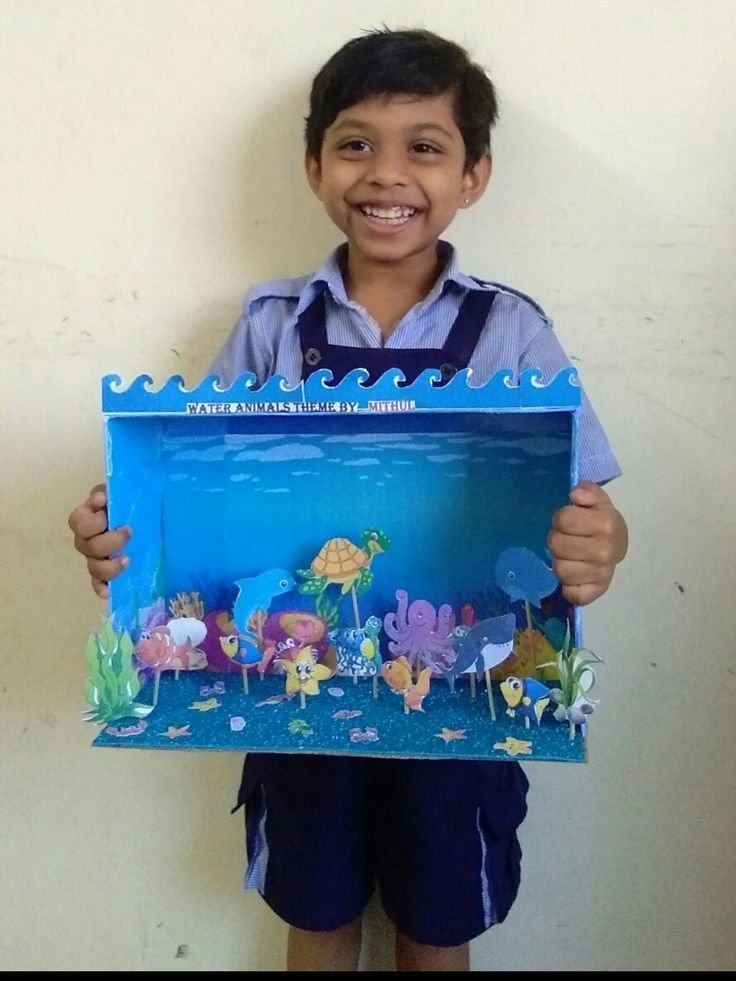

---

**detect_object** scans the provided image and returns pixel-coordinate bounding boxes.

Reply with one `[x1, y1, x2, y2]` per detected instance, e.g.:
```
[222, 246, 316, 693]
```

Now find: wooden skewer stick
[485, 670, 496, 721]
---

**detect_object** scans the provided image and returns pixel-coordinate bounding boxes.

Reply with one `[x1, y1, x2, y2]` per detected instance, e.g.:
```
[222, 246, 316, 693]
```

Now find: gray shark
[443, 613, 516, 692]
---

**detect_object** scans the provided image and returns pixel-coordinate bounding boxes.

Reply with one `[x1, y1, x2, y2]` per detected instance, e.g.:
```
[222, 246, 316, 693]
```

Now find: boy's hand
[67, 484, 131, 599]
[547, 481, 628, 606]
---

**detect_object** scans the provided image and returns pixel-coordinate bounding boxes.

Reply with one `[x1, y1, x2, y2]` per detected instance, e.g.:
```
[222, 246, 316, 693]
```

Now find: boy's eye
[338, 139, 371, 153]
[411, 142, 441, 154]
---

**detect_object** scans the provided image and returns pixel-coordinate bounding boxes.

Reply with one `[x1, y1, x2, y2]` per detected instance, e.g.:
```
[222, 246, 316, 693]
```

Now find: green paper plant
[538, 622, 602, 740]
[83, 616, 154, 725]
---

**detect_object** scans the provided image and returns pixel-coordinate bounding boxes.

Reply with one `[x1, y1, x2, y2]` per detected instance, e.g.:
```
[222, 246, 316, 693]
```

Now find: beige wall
[2, 0, 735, 970]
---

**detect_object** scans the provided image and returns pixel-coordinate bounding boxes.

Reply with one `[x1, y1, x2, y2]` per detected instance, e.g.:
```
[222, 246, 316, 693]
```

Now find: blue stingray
[232, 568, 295, 636]
[494, 547, 558, 608]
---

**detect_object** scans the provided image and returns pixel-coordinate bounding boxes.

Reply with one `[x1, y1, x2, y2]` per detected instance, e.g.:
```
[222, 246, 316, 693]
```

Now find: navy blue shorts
[233, 752, 529, 947]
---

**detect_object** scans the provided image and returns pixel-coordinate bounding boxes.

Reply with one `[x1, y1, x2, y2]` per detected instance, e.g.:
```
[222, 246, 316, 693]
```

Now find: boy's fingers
[548, 530, 617, 568]
[73, 526, 130, 559]
[552, 503, 618, 540]
[552, 504, 590, 535]
[91, 576, 110, 600]
[86, 555, 129, 583]
[68, 485, 109, 536]
[553, 558, 611, 588]
[562, 582, 606, 607]
[87, 483, 108, 507]
[69, 506, 108, 540]
[569, 481, 611, 507]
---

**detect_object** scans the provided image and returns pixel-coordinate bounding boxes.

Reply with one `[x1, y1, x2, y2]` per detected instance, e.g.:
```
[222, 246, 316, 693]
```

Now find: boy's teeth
[361, 205, 415, 219]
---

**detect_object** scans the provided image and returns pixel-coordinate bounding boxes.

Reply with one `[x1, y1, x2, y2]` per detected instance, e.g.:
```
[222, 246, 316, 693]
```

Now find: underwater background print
[139, 411, 571, 626]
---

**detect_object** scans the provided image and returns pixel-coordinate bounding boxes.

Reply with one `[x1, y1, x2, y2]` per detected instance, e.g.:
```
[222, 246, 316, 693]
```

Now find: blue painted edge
[101, 366, 581, 415]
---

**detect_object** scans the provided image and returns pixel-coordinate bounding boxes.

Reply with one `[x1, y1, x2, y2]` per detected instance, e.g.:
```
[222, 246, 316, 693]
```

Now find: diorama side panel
[106, 417, 165, 633]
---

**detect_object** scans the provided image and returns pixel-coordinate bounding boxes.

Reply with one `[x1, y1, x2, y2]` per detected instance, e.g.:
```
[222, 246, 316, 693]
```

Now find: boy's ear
[305, 153, 323, 198]
[461, 154, 492, 208]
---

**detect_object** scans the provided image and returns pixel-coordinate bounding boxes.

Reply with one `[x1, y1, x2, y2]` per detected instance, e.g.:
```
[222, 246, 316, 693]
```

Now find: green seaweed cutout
[315, 591, 340, 629]
[82, 616, 154, 725]
[288, 718, 314, 737]
[538, 622, 601, 710]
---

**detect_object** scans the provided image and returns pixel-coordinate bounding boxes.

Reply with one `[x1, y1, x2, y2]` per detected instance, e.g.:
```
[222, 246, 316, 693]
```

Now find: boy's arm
[547, 481, 628, 606]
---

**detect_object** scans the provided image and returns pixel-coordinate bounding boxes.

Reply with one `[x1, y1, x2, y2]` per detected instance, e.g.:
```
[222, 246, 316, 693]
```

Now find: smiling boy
[69, 28, 628, 971]
[305, 89, 490, 338]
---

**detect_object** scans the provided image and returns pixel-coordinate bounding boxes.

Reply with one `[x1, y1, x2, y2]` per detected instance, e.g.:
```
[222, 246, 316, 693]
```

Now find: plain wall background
[2, 0, 734, 971]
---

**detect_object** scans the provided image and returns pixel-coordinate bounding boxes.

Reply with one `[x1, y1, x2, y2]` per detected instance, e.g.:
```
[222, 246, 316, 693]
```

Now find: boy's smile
[306, 93, 491, 279]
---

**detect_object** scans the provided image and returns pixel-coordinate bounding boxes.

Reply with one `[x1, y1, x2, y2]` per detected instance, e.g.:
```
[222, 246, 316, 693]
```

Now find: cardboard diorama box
[83, 367, 603, 762]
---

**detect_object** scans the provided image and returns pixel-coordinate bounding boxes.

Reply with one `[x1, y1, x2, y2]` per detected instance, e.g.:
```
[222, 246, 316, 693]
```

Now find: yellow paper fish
[380, 656, 432, 712]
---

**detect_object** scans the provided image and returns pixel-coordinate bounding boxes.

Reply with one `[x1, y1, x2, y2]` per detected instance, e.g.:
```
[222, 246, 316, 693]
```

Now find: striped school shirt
[209, 241, 621, 485]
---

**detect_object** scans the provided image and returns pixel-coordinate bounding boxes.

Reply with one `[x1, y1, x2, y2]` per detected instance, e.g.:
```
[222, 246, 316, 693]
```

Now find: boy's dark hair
[305, 28, 498, 169]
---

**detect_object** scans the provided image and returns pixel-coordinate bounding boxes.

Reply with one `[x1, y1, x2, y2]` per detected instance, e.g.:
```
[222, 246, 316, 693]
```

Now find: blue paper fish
[500, 676, 552, 725]
[220, 633, 262, 667]
[494, 547, 558, 608]
[232, 568, 295, 636]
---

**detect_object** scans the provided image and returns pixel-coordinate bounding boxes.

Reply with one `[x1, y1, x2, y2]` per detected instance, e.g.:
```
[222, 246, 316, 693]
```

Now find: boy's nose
[365, 149, 409, 187]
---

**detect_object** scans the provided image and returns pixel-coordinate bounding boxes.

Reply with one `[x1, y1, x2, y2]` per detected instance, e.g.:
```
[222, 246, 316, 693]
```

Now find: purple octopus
[383, 588, 456, 672]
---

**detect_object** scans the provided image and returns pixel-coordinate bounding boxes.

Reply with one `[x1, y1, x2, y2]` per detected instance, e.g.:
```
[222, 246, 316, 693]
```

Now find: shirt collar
[294, 240, 485, 316]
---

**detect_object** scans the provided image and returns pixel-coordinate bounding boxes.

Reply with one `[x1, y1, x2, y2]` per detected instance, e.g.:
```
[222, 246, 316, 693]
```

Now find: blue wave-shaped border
[101, 367, 580, 414]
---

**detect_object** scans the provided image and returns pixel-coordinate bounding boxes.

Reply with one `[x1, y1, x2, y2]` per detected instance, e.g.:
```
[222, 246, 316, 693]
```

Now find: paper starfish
[435, 727, 467, 744]
[280, 648, 332, 697]
[189, 697, 221, 712]
[162, 724, 191, 739]
[493, 736, 533, 757]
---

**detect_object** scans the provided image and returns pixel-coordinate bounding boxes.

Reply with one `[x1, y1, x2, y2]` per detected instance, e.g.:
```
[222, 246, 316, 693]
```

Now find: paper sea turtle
[297, 529, 390, 598]
[297, 529, 390, 628]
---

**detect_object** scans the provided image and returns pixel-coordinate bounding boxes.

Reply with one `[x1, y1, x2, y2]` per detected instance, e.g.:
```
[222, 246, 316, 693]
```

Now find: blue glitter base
[90, 671, 587, 763]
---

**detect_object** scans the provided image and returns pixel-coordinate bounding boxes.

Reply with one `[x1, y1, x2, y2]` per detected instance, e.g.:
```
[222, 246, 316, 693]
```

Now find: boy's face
[306, 93, 491, 271]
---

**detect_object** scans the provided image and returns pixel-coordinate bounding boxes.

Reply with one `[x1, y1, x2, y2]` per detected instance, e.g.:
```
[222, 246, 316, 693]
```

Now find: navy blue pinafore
[296, 287, 496, 384]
